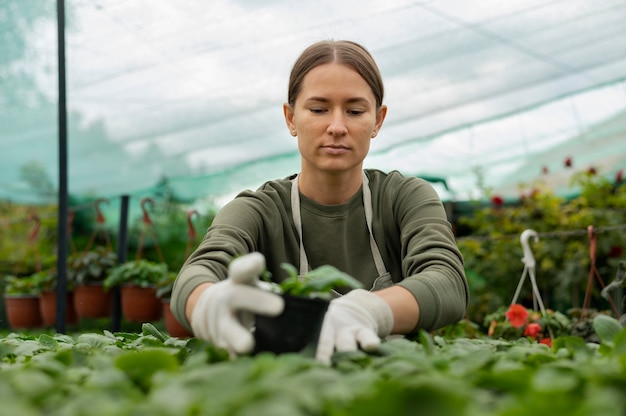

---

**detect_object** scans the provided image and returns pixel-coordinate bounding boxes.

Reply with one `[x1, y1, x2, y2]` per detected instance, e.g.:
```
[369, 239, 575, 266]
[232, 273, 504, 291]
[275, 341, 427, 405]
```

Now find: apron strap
[291, 175, 309, 276]
[291, 171, 387, 277]
[361, 172, 388, 277]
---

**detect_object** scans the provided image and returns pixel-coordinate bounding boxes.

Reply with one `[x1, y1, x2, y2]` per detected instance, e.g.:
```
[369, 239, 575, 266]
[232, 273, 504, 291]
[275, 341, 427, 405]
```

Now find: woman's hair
[287, 40, 384, 108]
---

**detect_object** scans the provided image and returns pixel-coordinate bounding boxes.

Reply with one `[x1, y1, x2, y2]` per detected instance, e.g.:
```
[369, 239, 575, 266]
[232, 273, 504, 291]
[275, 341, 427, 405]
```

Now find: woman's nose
[326, 111, 348, 136]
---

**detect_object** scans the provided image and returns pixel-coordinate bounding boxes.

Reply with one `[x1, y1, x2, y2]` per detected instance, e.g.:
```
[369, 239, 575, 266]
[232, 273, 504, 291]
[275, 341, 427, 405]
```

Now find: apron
[290, 171, 392, 292]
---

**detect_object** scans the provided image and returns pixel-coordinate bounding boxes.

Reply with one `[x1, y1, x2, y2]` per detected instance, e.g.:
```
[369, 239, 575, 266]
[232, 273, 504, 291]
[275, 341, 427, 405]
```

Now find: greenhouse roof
[1, 0, 626, 206]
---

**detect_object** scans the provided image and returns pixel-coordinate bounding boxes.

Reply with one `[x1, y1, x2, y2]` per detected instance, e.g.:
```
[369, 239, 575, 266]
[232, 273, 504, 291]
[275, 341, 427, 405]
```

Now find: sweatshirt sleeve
[391, 176, 469, 332]
[170, 196, 266, 331]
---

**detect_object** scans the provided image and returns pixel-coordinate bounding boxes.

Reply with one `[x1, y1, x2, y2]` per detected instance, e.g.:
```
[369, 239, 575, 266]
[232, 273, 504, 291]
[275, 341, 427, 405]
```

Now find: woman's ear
[283, 103, 296, 136]
[374, 104, 388, 134]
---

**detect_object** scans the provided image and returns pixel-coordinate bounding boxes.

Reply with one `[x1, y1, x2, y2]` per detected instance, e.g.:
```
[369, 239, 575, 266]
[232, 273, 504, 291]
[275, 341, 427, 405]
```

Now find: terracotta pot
[4, 295, 43, 329]
[254, 294, 329, 357]
[161, 299, 192, 338]
[39, 291, 78, 326]
[121, 285, 162, 323]
[73, 284, 112, 319]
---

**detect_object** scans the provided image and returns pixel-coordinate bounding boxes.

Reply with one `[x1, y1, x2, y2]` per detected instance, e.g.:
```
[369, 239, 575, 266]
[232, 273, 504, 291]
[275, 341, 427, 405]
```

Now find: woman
[171, 40, 468, 364]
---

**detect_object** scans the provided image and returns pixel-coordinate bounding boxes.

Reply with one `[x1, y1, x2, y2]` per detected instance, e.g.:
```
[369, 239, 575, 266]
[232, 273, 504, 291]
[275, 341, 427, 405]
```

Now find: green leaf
[277, 263, 363, 297]
[593, 314, 624, 345]
[142, 323, 168, 343]
[37, 334, 58, 350]
[115, 349, 179, 392]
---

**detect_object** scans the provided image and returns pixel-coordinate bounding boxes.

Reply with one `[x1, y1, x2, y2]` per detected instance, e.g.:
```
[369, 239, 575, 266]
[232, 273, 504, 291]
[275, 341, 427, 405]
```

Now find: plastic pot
[253, 294, 329, 357]
[4, 295, 42, 329]
[121, 285, 162, 322]
[161, 298, 192, 338]
[73, 283, 112, 319]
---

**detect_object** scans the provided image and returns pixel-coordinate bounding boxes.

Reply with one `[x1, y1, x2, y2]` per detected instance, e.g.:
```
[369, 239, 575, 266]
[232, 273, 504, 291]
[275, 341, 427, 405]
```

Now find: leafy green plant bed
[0, 316, 625, 415]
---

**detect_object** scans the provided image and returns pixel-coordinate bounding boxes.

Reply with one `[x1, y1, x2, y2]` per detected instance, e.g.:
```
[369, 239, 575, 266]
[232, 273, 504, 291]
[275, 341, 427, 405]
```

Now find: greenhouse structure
[1, 1, 626, 414]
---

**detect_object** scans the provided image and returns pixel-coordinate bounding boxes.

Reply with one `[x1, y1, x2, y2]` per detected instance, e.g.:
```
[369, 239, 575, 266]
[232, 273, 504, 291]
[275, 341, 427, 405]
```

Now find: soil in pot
[39, 291, 78, 326]
[73, 284, 112, 319]
[121, 285, 162, 322]
[4, 295, 43, 329]
[253, 294, 329, 357]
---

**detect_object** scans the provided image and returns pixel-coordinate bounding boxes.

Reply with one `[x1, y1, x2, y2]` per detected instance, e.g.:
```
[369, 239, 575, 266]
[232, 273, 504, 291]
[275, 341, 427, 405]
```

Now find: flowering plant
[484, 303, 574, 346]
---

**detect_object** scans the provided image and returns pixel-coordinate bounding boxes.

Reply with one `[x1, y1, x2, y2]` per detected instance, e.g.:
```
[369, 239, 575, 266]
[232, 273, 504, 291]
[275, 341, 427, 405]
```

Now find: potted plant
[33, 269, 78, 327]
[103, 259, 168, 323]
[253, 263, 363, 357]
[155, 271, 192, 338]
[68, 247, 118, 319]
[3, 274, 43, 329]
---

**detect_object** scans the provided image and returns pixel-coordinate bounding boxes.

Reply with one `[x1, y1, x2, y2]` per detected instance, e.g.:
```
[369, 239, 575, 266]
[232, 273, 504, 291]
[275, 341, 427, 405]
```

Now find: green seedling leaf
[593, 314, 623, 345]
[301, 265, 363, 294]
[142, 323, 168, 343]
[278, 263, 363, 297]
[115, 349, 179, 393]
[37, 334, 58, 350]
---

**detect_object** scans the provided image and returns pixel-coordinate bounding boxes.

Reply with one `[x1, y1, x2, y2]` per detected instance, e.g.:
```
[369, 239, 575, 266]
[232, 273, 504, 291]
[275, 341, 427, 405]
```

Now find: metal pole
[55, 0, 68, 333]
[111, 195, 130, 332]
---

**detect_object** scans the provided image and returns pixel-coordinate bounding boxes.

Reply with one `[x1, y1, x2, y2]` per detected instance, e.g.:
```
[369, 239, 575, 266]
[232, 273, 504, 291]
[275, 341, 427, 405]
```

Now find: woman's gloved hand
[315, 289, 394, 364]
[191, 252, 284, 356]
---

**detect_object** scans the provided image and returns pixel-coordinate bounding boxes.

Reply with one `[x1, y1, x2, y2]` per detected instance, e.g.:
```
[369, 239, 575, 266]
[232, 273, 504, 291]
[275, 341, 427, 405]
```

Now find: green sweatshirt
[171, 169, 468, 333]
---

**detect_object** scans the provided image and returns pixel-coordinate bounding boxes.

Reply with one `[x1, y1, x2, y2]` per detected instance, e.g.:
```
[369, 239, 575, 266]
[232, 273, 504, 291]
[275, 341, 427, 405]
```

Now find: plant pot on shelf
[161, 298, 192, 338]
[4, 294, 43, 329]
[121, 285, 162, 323]
[254, 294, 330, 357]
[39, 291, 78, 326]
[73, 283, 112, 319]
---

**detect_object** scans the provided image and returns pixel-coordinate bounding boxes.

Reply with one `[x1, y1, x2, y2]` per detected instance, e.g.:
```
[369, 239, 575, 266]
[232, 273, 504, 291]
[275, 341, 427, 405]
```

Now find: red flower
[539, 338, 552, 347]
[506, 304, 529, 328]
[564, 157, 572, 168]
[542, 166, 549, 175]
[490, 195, 504, 207]
[616, 169, 623, 183]
[588, 166, 597, 175]
[524, 322, 542, 339]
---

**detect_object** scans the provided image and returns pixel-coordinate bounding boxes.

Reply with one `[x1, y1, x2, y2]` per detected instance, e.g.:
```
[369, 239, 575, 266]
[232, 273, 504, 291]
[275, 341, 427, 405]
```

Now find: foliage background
[457, 168, 626, 327]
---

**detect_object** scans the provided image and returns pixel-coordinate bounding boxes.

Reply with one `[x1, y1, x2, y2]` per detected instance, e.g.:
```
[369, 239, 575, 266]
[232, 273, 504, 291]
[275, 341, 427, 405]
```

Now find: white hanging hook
[520, 229, 539, 268]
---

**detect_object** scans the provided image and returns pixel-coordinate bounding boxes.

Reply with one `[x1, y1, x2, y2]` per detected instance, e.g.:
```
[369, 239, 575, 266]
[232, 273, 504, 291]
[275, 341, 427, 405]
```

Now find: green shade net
[1, 0, 625, 206]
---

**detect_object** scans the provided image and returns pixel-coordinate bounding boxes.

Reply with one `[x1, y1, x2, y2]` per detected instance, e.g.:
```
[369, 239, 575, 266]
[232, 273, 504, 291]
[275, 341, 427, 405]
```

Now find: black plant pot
[254, 294, 330, 357]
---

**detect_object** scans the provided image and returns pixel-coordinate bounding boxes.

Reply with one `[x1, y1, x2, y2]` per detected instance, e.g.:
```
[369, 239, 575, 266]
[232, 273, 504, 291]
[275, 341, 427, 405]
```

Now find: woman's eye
[309, 108, 326, 114]
[348, 109, 365, 116]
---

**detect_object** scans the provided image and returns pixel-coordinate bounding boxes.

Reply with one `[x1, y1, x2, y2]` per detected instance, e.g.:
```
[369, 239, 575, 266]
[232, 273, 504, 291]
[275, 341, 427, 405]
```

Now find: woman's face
[284, 63, 386, 176]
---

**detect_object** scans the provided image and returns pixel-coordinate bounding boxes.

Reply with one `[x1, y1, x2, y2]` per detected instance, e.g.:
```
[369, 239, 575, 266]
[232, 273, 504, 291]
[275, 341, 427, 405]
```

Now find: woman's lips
[322, 145, 349, 155]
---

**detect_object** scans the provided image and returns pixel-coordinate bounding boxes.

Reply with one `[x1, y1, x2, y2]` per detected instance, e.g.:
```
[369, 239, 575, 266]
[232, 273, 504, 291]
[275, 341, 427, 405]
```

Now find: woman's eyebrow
[304, 96, 371, 104]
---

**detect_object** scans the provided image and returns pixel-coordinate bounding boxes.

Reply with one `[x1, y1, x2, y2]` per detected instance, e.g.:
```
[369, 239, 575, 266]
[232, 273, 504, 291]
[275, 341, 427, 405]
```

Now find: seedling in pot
[254, 263, 363, 356]
[263, 263, 363, 298]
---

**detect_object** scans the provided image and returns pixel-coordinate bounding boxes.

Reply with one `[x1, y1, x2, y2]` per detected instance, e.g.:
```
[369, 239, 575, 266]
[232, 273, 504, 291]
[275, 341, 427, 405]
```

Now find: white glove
[191, 252, 284, 356]
[315, 289, 394, 364]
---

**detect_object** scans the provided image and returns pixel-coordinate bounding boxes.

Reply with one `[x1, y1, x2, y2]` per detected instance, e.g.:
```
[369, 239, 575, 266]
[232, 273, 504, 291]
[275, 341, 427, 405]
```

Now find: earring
[291, 130, 297, 136]
[371, 131, 377, 138]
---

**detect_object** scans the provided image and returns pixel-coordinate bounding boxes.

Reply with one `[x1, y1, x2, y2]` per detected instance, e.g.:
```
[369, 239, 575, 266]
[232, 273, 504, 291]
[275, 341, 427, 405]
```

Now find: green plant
[3, 274, 41, 296]
[30, 269, 61, 293]
[67, 247, 118, 285]
[458, 168, 626, 325]
[103, 259, 169, 290]
[264, 263, 363, 299]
